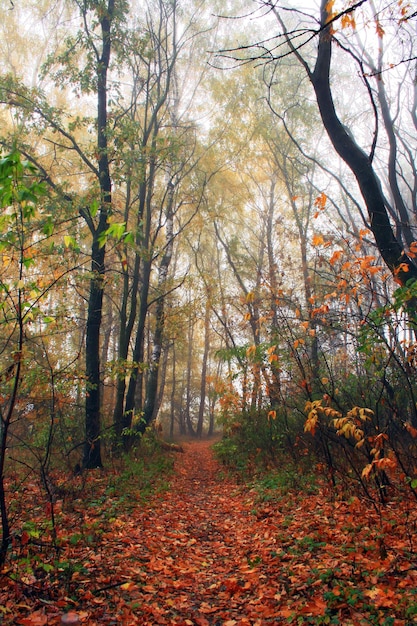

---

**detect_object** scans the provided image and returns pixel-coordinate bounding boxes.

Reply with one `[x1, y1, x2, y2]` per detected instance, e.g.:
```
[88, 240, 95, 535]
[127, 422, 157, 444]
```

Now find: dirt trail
[120, 439, 283, 625]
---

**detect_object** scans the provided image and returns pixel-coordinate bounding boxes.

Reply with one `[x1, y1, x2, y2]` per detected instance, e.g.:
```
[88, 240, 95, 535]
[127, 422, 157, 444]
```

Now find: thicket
[214, 249, 417, 507]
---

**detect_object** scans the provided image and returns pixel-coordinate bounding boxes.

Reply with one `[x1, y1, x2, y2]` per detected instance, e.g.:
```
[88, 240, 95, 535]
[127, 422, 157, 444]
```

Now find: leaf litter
[1, 439, 417, 624]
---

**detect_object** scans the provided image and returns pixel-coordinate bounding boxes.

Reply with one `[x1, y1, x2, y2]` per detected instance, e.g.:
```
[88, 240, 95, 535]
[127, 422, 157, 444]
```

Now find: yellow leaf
[121, 581, 135, 590]
[362, 463, 373, 479]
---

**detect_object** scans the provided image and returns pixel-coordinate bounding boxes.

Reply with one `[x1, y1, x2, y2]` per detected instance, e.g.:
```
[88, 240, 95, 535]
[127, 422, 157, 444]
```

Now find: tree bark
[140, 182, 175, 432]
[309, 0, 417, 287]
[83, 0, 115, 468]
[197, 297, 211, 437]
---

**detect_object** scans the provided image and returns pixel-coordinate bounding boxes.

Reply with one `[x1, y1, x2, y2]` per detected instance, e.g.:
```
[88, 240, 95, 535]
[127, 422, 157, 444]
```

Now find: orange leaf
[341, 13, 356, 30]
[394, 262, 410, 275]
[21, 530, 30, 545]
[359, 228, 370, 240]
[362, 463, 373, 479]
[314, 192, 327, 210]
[329, 250, 343, 265]
[312, 234, 324, 246]
[17, 613, 48, 626]
[376, 19, 385, 37]
[405, 422, 417, 438]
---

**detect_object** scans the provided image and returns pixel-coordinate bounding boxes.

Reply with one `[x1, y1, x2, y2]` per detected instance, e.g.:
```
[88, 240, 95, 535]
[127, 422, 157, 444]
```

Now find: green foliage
[105, 452, 173, 514]
[214, 403, 308, 478]
[254, 468, 318, 501]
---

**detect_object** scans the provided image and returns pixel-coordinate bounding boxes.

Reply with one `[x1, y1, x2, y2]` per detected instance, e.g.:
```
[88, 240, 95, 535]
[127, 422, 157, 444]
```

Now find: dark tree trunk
[82, 0, 115, 468]
[83, 238, 106, 468]
[139, 180, 175, 433]
[310, 0, 417, 286]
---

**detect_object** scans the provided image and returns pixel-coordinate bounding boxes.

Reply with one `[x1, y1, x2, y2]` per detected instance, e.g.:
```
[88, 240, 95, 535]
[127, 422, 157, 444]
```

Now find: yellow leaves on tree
[304, 399, 342, 437]
[325, 1, 357, 32]
[333, 406, 373, 447]
[305, 401, 399, 482]
[341, 12, 356, 30]
[304, 400, 374, 450]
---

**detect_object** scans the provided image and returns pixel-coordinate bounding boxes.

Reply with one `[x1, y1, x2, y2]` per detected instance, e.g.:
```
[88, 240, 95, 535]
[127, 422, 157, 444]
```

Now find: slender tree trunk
[0, 337, 22, 566]
[83, 0, 114, 468]
[197, 298, 211, 437]
[140, 181, 175, 432]
[122, 260, 152, 432]
[170, 343, 176, 438]
[185, 319, 196, 437]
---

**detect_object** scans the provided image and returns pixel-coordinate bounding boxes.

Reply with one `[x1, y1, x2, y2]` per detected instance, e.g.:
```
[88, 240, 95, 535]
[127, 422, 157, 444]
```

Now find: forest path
[124, 438, 283, 625]
[6, 439, 417, 624]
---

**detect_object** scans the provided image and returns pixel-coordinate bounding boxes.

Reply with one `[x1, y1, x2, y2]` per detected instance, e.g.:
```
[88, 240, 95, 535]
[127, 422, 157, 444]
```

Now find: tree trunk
[310, 0, 417, 286]
[170, 343, 177, 438]
[185, 319, 196, 437]
[83, 0, 115, 468]
[197, 298, 211, 437]
[140, 181, 175, 432]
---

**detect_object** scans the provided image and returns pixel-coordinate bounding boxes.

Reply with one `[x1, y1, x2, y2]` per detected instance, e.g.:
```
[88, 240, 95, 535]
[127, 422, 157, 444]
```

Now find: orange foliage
[2, 441, 417, 624]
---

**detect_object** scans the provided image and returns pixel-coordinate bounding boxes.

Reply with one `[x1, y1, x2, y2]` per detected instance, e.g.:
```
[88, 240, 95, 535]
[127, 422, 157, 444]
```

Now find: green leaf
[90, 199, 99, 218]
[23, 257, 35, 269]
[107, 221, 127, 241]
[124, 231, 134, 245]
[42, 215, 54, 236]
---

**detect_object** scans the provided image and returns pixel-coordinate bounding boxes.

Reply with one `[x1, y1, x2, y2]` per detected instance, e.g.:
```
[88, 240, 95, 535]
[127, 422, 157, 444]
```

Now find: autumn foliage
[2, 440, 417, 624]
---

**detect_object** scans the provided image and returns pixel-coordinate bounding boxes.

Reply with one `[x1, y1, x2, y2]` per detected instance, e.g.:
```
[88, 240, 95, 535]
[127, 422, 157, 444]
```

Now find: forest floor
[2, 438, 417, 625]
